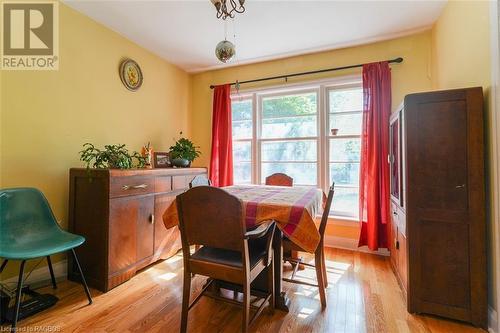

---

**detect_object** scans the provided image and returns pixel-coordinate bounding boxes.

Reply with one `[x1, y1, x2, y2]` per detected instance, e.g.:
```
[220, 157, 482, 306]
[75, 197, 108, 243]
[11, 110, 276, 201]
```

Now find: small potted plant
[169, 132, 201, 168]
[79, 143, 146, 169]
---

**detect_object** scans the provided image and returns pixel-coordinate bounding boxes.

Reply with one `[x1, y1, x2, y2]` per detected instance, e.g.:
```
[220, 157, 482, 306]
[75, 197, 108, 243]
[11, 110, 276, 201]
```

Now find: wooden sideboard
[67, 167, 207, 292]
[389, 88, 486, 328]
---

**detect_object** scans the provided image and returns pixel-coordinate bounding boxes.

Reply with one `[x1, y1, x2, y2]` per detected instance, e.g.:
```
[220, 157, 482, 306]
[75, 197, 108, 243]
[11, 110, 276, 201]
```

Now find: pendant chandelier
[215, 40, 236, 63]
[210, 0, 245, 20]
[215, 16, 237, 63]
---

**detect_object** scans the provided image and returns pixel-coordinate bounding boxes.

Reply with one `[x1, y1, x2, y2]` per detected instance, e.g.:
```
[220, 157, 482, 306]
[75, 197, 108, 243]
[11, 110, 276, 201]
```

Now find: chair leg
[46, 256, 57, 289]
[11, 260, 26, 330]
[180, 268, 191, 333]
[242, 279, 250, 333]
[314, 252, 327, 309]
[0, 259, 8, 273]
[291, 257, 302, 279]
[267, 263, 275, 314]
[321, 248, 328, 288]
[70, 249, 92, 304]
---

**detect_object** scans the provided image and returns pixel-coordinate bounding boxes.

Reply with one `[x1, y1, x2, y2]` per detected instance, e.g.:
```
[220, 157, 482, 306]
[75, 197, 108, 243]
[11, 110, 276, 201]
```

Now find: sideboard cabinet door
[109, 195, 154, 274]
[154, 193, 181, 259]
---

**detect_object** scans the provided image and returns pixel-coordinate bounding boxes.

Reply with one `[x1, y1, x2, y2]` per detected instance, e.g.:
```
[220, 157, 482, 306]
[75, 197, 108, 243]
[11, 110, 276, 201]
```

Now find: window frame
[231, 94, 256, 184]
[257, 88, 320, 186]
[230, 75, 362, 218]
[325, 83, 363, 218]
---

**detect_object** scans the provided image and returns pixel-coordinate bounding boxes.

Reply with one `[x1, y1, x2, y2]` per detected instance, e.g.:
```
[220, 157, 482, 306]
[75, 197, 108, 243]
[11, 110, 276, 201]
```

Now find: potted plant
[79, 143, 146, 169]
[169, 132, 201, 168]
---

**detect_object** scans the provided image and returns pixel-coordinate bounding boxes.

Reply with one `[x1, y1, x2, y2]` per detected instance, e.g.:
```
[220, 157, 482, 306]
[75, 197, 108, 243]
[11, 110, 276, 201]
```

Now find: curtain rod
[209, 57, 403, 89]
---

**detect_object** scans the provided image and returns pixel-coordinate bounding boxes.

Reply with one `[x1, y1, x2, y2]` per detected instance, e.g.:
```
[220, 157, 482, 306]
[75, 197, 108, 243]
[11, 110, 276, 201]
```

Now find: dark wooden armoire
[389, 87, 487, 328]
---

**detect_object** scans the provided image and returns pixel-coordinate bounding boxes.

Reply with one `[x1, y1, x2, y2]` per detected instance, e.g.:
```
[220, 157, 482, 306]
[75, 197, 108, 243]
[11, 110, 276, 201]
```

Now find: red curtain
[358, 62, 391, 250]
[209, 84, 233, 187]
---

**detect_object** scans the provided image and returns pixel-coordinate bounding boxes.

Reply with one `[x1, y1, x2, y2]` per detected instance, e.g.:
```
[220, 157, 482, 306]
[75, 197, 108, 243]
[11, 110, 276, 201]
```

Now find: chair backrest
[176, 186, 245, 252]
[189, 175, 212, 188]
[0, 188, 61, 246]
[265, 173, 293, 187]
[318, 182, 335, 242]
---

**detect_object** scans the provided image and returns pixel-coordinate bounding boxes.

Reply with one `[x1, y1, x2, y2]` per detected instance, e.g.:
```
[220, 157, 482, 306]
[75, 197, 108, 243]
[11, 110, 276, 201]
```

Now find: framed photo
[153, 152, 171, 168]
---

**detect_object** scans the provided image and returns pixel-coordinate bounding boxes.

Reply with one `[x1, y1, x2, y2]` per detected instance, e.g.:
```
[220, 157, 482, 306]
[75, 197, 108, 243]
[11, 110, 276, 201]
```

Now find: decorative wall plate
[119, 58, 143, 91]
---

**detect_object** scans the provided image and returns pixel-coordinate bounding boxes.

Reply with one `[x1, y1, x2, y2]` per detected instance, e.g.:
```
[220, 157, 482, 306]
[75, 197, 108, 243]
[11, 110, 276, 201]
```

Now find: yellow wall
[2, 0, 494, 308]
[190, 31, 434, 240]
[430, 0, 495, 311]
[0, 4, 191, 279]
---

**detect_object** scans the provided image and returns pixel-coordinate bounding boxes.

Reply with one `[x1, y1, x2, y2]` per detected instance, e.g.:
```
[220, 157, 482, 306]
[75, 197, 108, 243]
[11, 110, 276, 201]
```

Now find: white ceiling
[64, 0, 447, 73]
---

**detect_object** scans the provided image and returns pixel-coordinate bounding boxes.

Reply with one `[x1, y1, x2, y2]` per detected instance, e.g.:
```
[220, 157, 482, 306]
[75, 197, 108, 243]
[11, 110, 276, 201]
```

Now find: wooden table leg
[273, 228, 290, 312]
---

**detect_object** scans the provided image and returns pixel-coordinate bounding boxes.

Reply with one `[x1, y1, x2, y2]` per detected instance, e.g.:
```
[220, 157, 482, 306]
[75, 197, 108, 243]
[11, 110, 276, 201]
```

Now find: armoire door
[405, 88, 486, 327]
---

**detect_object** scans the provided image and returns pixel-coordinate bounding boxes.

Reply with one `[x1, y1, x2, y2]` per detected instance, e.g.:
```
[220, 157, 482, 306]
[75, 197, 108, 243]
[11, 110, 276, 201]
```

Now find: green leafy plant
[79, 143, 146, 169]
[169, 132, 201, 162]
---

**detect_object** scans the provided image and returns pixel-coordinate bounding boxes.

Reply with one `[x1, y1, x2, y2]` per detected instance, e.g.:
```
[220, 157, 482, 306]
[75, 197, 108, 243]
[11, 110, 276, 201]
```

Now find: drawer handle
[150, 214, 155, 224]
[122, 184, 148, 191]
[455, 184, 466, 189]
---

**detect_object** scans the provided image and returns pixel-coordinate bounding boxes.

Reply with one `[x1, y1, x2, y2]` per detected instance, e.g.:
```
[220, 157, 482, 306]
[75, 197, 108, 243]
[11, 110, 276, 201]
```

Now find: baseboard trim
[1, 260, 67, 290]
[489, 306, 499, 333]
[324, 235, 390, 256]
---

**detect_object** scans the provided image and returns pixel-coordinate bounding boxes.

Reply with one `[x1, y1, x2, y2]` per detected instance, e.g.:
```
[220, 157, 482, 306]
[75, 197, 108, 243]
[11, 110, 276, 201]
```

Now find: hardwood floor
[1, 248, 486, 332]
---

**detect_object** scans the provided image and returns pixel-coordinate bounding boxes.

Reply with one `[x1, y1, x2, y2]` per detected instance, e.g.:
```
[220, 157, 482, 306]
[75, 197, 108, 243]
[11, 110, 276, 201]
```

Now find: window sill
[315, 214, 359, 227]
[329, 214, 358, 222]
[329, 215, 359, 227]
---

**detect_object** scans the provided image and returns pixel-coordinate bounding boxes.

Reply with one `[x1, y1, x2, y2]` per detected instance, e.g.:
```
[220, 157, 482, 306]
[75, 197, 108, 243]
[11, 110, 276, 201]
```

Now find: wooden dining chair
[265, 173, 300, 269]
[265, 173, 293, 187]
[176, 186, 276, 333]
[189, 174, 212, 188]
[282, 182, 335, 308]
[188, 173, 212, 264]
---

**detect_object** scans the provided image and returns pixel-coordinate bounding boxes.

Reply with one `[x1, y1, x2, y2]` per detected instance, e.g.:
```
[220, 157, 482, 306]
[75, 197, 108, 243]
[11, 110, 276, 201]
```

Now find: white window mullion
[319, 84, 328, 193]
[256, 93, 262, 184]
[249, 93, 256, 184]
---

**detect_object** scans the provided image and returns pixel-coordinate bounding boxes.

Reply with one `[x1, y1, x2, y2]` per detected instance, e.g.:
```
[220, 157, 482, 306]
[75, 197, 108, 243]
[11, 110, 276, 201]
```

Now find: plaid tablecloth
[163, 185, 324, 253]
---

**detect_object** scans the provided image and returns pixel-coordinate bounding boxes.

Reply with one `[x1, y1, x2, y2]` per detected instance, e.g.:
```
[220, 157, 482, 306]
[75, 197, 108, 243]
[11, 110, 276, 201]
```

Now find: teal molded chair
[0, 188, 92, 329]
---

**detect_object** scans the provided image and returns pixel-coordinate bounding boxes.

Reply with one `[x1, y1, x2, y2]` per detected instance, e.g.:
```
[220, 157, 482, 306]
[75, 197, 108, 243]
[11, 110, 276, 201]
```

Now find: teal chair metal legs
[46, 256, 57, 289]
[70, 249, 93, 303]
[0, 188, 93, 329]
[0, 255, 92, 328]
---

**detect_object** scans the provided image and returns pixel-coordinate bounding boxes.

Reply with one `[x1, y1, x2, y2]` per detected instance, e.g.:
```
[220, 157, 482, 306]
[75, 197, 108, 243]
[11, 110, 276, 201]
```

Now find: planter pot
[172, 158, 190, 168]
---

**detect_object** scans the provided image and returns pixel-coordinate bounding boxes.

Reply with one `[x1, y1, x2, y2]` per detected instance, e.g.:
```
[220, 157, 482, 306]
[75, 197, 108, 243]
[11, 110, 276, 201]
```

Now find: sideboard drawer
[110, 176, 155, 198]
[155, 176, 172, 193]
[172, 175, 188, 190]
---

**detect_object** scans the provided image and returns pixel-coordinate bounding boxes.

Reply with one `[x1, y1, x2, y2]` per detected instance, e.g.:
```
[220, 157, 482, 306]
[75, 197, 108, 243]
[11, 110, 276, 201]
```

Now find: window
[260, 92, 318, 185]
[327, 85, 363, 217]
[231, 98, 253, 184]
[231, 78, 363, 218]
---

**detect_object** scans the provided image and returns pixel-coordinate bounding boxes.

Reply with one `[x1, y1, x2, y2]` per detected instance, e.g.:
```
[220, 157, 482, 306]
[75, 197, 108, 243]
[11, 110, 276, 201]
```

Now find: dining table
[163, 184, 324, 312]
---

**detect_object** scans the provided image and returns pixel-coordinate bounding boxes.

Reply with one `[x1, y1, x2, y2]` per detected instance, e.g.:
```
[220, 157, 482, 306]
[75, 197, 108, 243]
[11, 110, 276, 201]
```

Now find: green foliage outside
[232, 91, 361, 188]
